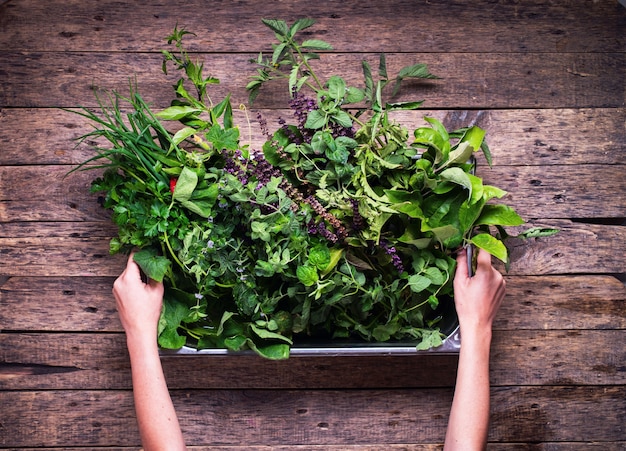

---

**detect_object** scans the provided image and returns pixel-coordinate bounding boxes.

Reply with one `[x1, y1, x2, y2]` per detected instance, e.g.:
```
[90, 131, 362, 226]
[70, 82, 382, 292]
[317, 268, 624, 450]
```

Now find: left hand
[112, 252, 165, 339]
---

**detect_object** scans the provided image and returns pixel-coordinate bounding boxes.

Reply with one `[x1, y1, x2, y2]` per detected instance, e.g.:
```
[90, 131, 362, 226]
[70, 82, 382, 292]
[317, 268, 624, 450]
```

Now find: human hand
[453, 247, 505, 335]
[112, 252, 165, 341]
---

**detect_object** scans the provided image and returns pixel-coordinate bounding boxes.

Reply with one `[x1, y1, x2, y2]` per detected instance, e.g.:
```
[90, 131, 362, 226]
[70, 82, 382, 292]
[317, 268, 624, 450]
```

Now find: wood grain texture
[1, 0, 624, 53]
[1, 387, 624, 447]
[1, 51, 624, 109]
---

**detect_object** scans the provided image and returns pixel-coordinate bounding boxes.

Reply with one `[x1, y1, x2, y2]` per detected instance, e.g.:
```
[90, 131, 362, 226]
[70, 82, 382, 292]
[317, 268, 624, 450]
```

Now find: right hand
[453, 247, 505, 333]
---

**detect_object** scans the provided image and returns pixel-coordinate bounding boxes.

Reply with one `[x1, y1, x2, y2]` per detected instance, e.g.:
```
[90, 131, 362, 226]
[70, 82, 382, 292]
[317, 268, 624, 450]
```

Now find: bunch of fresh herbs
[71, 19, 555, 359]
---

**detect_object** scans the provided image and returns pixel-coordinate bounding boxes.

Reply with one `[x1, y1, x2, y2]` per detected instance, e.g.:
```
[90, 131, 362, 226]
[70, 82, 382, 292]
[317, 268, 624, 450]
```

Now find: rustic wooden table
[1, 0, 625, 449]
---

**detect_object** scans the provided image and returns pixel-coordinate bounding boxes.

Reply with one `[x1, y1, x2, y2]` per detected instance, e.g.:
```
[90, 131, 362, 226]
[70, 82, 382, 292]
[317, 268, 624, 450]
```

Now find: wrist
[125, 328, 159, 357]
[459, 323, 493, 350]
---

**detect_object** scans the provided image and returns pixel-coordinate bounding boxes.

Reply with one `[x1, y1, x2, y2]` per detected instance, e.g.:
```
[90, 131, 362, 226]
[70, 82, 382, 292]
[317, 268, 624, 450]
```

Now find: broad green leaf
[180, 198, 213, 218]
[470, 233, 508, 262]
[440, 167, 472, 197]
[206, 123, 240, 150]
[133, 248, 171, 283]
[331, 110, 353, 128]
[247, 340, 290, 360]
[407, 274, 431, 293]
[424, 116, 449, 142]
[345, 86, 365, 104]
[321, 248, 344, 276]
[392, 201, 424, 218]
[155, 105, 201, 121]
[173, 166, 198, 201]
[476, 204, 525, 226]
[272, 42, 287, 65]
[305, 109, 326, 129]
[446, 141, 474, 166]
[460, 125, 486, 152]
[482, 184, 508, 201]
[424, 267, 445, 285]
[224, 335, 247, 351]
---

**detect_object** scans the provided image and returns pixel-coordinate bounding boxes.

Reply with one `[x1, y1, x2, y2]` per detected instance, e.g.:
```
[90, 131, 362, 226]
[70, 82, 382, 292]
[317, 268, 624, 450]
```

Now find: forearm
[444, 328, 492, 451]
[126, 333, 186, 451]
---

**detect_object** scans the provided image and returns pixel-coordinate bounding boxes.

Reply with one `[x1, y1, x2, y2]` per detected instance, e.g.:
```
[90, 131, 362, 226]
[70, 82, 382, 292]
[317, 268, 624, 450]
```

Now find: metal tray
[161, 246, 470, 357]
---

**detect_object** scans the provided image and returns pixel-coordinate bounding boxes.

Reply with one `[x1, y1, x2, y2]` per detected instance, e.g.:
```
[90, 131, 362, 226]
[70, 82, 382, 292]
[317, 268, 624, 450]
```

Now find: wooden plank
[1, 0, 623, 53]
[11, 445, 626, 451]
[1, 274, 623, 333]
[2, 164, 625, 221]
[0, 220, 624, 276]
[1, 330, 623, 390]
[2, 108, 625, 166]
[0, 52, 623, 109]
[0, 386, 624, 447]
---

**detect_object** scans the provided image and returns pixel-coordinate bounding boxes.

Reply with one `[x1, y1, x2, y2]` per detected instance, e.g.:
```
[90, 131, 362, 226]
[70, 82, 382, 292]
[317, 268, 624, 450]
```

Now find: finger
[123, 251, 142, 281]
[455, 247, 469, 279]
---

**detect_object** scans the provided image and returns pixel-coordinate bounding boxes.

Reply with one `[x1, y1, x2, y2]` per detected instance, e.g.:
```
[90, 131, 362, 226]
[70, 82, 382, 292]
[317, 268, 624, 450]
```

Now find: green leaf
[301, 39, 332, 50]
[446, 141, 474, 166]
[171, 126, 197, 146]
[133, 248, 171, 283]
[172, 166, 198, 202]
[460, 125, 486, 152]
[516, 227, 560, 239]
[407, 274, 431, 293]
[247, 340, 290, 360]
[470, 233, 508, 262]
[345, 86, 365, 104]
[289, 18, 316, 36]
[155, 105, 202, 121]
[250, 325, 293, 345]
[378, 53, 388, 79]
[416, 329, 443, 350]
[261, 18, 289, 37]
[373, 322, 399, 342]
[206, 124, 240, 150]
[297, 264, 319, 286]
[309, 244, 331, 270]
[305, 109, 326, 129]
[331, 110, 353, 128]
[440, 167, 472, 197]
[385, 101, 424, 111]
[475, 204, 525, 227]
[327, 75, 346, 100]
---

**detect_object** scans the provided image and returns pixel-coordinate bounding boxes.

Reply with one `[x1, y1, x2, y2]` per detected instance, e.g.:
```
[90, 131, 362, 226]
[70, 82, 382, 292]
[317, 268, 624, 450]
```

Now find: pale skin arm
[443, 248, 506, 451]
[113, 253, 186, 451]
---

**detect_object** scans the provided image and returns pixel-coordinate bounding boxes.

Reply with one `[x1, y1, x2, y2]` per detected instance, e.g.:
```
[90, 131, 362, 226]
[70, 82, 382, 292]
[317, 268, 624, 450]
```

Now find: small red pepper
[169, 178, 178, 193]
